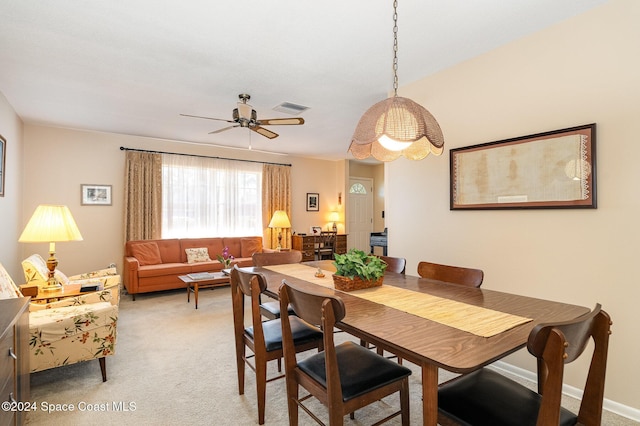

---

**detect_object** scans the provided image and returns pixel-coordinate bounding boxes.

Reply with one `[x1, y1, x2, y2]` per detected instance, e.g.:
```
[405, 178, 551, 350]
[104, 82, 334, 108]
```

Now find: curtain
[262, 164, 292, 249]
[123, 151, 162, 242]
[162, 154, 263, 238]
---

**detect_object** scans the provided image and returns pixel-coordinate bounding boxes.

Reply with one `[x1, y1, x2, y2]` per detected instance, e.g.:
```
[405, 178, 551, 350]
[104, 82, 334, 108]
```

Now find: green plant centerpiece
[331, 249, 387, 291]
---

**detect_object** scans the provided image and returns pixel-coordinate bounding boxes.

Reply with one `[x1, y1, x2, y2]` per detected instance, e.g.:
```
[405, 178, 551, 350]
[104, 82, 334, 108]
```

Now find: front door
[347, 177, 373, 252]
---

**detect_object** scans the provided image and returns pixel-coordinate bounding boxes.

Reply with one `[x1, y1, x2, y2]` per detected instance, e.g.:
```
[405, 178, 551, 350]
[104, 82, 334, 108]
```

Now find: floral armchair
[0, 259, 120, 382]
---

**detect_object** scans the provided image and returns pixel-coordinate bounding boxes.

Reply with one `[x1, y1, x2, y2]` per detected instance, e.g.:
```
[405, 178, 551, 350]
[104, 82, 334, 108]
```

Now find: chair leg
[400, 378, 410, 426]
[256, 356, 267, 425]
[235, 344, 245, 395]
[99, 357, 107, 382]
[286, 382, 299, 426]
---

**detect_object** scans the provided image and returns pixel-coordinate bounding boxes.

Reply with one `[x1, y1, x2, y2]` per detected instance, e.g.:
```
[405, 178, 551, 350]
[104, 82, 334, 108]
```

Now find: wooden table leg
[422, 362, 438, 426]
[187, 282, 191, 303]
[194, 283, 199, 309]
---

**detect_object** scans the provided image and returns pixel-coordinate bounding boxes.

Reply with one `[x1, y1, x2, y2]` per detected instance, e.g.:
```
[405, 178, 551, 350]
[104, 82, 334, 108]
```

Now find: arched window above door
[349, 183, 367, 194]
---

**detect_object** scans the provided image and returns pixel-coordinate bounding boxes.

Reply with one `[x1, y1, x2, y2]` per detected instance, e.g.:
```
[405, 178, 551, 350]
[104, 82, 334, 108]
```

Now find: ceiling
[0, 1, 607, 161]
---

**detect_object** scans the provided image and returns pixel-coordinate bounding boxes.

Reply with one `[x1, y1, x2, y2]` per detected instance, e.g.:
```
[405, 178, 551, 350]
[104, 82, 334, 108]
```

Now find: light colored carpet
[26, 286, 636, 425]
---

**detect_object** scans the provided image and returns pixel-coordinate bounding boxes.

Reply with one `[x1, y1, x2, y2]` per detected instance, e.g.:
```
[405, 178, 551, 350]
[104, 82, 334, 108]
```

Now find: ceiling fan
[180, 93, 304, 139]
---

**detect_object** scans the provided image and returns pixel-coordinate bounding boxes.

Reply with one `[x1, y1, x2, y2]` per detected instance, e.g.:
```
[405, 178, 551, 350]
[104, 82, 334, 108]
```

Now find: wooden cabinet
[1, 298, 30, 426]
[292, 234, 347, 262]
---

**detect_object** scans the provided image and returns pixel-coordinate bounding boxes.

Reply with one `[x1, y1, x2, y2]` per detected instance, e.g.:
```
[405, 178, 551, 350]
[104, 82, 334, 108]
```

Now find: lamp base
[43, 250, 62, 291]
[42, 278, 63, 292]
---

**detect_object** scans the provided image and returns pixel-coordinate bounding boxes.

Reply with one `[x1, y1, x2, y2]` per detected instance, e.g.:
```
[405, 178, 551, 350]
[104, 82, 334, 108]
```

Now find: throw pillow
[185, 247, 212, 264]
[241, 237, 263, 258]
[130, 242, 163, 266]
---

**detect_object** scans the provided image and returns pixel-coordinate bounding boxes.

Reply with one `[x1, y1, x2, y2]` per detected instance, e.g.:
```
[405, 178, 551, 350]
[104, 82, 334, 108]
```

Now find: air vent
[272, 102, 309, 115]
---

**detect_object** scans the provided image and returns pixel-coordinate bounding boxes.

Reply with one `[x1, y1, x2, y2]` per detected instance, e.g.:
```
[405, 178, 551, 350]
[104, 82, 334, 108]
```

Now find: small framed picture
[81, 184, 112, 206]
[306, 193, 319, 211]
[310, 226, 322, 235]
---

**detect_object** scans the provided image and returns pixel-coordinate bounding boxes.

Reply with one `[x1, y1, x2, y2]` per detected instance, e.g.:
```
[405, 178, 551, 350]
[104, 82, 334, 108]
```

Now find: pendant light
[349, 0, 445, 161]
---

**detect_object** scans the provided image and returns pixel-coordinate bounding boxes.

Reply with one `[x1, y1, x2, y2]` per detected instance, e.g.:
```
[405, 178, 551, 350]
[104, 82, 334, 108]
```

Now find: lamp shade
[268, 210, 291, 229]
[350, 96, 445, 162]
[329, 211, 340, 223]
[19, 205, 83, 243]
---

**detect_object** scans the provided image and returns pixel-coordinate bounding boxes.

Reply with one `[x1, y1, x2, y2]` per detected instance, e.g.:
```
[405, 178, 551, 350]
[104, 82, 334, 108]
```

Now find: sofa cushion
[241, 237, 264, 258]
[185, 247, 212, 263]
[130, 242, 163, 266]
[180, 238, 226, 263]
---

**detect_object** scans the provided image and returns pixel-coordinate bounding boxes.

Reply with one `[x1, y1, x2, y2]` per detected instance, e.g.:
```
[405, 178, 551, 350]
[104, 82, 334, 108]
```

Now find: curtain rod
[119, 146, 292, 167]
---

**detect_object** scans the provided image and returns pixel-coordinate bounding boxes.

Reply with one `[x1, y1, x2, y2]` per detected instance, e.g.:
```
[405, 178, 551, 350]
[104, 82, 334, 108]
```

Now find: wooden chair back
[378, 255, 406, 274]
[252, 250, 302, 266]
[315, 231, 337, 260]
[528, 304, 611, 424]
[417, 261, 484, 287]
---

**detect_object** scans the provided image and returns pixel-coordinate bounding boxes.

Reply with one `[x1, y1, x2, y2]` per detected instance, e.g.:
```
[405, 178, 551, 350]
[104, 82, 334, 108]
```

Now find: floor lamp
[268, 210, 291, 251]
[18, 204, 83, 291]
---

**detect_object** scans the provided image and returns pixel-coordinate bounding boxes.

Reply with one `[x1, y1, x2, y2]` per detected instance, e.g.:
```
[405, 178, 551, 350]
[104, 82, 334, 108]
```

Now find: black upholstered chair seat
[259, 300, 294, 319]
[438, 369, 577, 426]
[298, 341, 412, 402]
[246, 316, 322, 352]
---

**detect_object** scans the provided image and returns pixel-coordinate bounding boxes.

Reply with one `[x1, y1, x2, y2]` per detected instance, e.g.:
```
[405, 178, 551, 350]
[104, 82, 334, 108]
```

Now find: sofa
[123, 236, 267, 299]
[0, 261, 120, 381]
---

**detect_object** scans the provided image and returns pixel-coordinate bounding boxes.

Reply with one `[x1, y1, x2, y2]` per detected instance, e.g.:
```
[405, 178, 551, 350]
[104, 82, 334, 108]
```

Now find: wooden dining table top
[254, 260, 589, 373]
[249, 260, 591, 425]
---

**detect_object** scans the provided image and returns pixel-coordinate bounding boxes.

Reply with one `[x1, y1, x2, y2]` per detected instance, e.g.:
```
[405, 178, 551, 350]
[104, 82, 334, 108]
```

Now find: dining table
[248, 260, 590, 426]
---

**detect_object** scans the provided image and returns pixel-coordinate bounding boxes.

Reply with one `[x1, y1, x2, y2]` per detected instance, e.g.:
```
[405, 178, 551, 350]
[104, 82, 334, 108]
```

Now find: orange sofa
[123, 237, 265, 299]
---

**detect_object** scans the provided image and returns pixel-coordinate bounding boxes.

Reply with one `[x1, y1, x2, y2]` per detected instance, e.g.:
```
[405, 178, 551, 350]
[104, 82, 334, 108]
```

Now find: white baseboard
[492, 361, 640, 423]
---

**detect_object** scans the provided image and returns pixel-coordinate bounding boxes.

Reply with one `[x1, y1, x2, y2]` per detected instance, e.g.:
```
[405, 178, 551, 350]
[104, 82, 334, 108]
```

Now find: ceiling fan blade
[252, 125, 279, 139]
[258, 117, 305, 126]
[180, 113, 235, 123]
[209, 125, 239, 134]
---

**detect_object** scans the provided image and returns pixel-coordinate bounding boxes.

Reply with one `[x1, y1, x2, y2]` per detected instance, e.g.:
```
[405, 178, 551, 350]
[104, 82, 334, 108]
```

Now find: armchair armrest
[29, 286, 120, 312]
[68, 267, 120, 290]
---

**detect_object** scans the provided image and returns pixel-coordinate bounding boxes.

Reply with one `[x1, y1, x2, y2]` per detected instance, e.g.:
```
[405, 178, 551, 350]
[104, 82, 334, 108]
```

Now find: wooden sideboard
[1, 298, 30, 426]
[292, 234, 347, 262]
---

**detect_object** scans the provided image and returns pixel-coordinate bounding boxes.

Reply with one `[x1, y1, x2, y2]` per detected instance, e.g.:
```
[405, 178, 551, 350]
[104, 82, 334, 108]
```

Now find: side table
[179, 272, 230, 309]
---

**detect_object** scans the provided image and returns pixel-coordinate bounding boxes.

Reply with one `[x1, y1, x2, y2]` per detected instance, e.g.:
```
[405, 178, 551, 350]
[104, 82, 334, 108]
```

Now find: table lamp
[268, 210, 291, 251]
[329, 211, 339, 232]
[18, 204, 83, 291]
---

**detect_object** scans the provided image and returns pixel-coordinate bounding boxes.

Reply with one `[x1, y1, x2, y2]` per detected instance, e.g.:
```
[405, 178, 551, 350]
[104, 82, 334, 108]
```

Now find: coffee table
[179, 272, 230, 309]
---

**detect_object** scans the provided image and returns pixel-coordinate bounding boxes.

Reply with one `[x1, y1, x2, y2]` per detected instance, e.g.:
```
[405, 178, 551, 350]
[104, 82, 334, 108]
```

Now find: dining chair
[315, 231, 337, 260]
[437, 304, 612, 426]
[279, 279, 412, 426]
[417, 261, 484, 287]
[230, 266, 324, 425]
[377, 255, 406, 274]
[252, 250, 302, 320]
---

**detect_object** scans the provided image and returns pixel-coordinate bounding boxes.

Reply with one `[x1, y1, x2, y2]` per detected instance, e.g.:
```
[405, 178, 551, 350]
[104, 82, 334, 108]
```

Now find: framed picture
[0, 134, 5, 197]
[306, 192, 319, 211]
[310, 226, 322, 235]
[450, 123, 596, 210]
[81, 184, 112, 206]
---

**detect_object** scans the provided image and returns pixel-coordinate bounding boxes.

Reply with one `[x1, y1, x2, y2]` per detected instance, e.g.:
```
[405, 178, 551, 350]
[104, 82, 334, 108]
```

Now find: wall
[21, 124, 344, 274]
[0, 91, 24, 279]
[387, 0, 638, 415]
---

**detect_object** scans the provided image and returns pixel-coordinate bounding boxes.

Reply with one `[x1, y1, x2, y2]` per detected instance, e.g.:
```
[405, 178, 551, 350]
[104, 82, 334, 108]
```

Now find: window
[349, 183, 367, 194]
[162, 154, 262, 238]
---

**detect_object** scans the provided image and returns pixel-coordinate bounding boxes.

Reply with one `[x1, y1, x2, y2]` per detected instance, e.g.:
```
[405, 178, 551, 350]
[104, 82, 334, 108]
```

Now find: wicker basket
[332, 274, 383, 292]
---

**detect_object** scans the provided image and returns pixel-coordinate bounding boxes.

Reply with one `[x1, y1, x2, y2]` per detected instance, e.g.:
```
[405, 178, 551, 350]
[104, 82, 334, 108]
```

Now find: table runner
[264, 264, 531, 338]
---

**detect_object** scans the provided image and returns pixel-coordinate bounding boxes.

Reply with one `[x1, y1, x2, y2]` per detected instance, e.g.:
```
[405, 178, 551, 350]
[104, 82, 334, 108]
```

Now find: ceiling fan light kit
[181, 93, 305, 140]
[349, 0, 444, 162]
